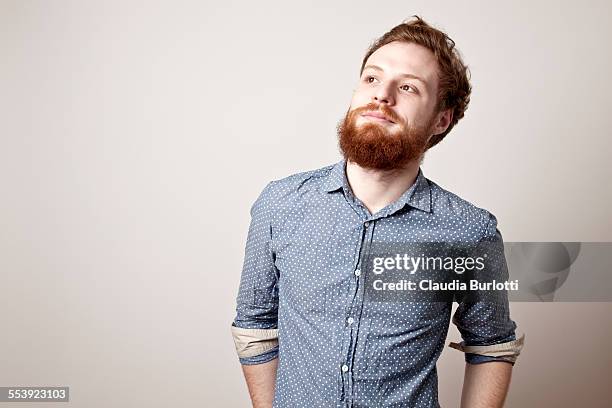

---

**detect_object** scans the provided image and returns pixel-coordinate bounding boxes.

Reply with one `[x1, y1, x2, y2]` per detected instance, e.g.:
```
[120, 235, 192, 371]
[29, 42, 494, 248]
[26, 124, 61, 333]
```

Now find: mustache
[350, 103, 403, 125]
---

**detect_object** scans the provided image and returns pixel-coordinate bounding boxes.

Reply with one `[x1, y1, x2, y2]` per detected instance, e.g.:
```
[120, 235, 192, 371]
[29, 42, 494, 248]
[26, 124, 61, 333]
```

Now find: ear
[431, 108, 453, 136]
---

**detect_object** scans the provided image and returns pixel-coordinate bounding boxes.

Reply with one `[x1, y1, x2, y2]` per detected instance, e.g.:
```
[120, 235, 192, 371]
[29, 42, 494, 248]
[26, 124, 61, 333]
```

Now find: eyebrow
[362, 64, 428, 86]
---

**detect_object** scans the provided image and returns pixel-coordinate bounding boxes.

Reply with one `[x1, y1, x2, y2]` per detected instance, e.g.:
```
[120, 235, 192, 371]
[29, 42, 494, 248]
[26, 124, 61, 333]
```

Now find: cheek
[396, 104, 420, 125]
[350, 88, 371, 107]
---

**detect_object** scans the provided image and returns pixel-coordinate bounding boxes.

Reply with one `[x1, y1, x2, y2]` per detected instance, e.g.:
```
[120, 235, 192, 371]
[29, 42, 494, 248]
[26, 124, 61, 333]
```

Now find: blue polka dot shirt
[232, 159, 517, 407]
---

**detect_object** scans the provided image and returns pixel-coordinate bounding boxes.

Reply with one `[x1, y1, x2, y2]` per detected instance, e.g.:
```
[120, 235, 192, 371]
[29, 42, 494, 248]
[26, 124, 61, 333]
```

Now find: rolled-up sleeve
[450, 213, 525, 365]
[231, 182, 280, 365]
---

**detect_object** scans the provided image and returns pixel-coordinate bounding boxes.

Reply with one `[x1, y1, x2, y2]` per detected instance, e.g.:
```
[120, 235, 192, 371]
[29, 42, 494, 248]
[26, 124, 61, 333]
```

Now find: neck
[345, 158, 421, 215]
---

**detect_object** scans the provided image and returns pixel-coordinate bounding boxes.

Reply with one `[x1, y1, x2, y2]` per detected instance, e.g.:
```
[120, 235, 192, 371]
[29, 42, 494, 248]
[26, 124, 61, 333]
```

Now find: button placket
[338, 218, 370, 404]
[346, 217, 376, 382]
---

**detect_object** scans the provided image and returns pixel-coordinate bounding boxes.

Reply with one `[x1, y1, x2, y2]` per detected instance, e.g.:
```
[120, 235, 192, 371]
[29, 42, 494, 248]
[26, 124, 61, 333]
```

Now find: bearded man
[231, 16, 524, 408]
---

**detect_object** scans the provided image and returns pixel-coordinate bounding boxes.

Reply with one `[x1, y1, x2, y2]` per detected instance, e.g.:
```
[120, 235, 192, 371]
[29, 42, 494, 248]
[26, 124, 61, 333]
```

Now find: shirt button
[364, 221, 370, 227]
[347, 317, 354, 325]
[341, 364, 349, 373]
[354, 269, 361, 277]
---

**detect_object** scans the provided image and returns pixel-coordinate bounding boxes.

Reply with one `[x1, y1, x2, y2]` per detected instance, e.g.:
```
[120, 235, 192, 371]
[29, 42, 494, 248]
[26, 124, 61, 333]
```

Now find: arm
[231, 182, 281, 407]
[461, 361, 512, 408]
[451, 213, 524, 406]
[242, 357, 278, 408]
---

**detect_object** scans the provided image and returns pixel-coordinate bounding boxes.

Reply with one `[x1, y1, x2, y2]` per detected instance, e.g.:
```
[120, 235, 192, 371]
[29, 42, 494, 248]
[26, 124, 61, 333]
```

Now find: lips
[361, 111, 395, 124]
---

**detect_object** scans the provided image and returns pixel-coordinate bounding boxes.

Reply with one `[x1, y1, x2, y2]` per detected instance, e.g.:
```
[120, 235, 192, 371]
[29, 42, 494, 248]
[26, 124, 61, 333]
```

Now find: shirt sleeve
[450, 213, 525, 365]
[231, 182, 280, 365]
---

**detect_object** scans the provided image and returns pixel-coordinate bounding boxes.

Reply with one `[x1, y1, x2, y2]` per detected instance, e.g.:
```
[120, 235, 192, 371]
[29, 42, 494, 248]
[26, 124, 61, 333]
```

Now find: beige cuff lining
[231, 326, 279, 358]
[449, 333, 525, 363]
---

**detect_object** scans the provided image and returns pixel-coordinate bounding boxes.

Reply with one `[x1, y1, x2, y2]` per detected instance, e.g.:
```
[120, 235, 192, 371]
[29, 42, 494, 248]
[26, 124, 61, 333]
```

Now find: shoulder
[268, 163, 335, 196]
[426, 177, 499, 239]
[251, 163, 335, 213]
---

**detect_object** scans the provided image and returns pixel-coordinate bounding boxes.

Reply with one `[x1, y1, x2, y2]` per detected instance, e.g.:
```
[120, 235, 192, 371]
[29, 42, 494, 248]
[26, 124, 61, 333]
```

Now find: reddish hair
[360, 16, 471, 149]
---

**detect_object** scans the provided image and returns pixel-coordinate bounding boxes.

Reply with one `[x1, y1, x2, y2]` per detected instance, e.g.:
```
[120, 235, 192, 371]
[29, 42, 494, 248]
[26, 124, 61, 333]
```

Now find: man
[231, 16, 524, 408]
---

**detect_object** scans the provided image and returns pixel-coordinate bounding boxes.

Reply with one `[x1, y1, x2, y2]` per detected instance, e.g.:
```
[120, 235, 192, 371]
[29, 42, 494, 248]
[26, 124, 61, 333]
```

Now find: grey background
[1, 0, 611, 407]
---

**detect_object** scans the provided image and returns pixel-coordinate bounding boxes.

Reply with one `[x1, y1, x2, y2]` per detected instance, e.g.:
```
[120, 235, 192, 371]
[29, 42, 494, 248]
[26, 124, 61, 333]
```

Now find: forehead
[364, 41, 439, 91]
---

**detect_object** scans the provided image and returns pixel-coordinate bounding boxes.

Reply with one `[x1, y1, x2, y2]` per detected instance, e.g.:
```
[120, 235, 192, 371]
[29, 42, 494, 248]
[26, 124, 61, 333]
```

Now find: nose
[373, 83, 394, 105]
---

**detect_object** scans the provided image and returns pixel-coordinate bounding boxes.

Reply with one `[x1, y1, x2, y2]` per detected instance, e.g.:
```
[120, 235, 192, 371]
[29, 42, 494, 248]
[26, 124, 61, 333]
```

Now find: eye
[400, 84, 418, 93]
[364, 75, 378, 84]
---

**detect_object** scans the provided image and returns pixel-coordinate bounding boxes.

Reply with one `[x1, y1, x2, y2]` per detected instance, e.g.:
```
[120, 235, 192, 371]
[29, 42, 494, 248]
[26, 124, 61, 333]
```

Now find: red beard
[337, 103, 433, 170]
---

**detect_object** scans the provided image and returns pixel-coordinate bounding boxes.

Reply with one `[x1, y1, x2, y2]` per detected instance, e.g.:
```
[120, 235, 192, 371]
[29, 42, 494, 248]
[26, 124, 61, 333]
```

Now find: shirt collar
[322, 159, 432, 213]
[321, 159, 346, 193]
